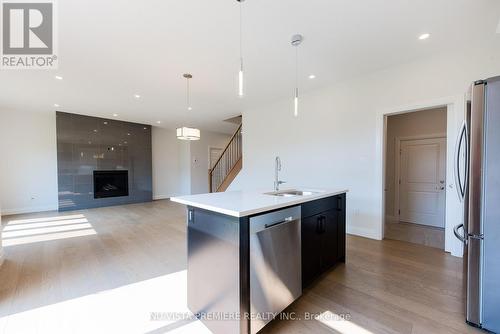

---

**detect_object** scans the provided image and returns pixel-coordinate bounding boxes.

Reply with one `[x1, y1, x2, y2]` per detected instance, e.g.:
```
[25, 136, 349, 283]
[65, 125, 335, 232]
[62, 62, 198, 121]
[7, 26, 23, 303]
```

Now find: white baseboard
[347, 226, 382, 240]
[1, 205, 58, 216]
[153, 195, 170, 200]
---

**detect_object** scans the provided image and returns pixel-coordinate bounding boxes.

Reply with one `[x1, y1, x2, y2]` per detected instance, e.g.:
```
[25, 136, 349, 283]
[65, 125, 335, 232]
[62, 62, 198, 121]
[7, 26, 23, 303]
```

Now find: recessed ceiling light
[134, 94, 141, 99]
[54, 103, 60, 107]
[308, 74, 316, 79]
[93, 129, 98, 133]
[418, 33, 430, 40]
[188, 107, 193, 111]
[156, 121, 161, 124]
[113, 113, 118, 117]
[55, 75, 63, 80]
[103, 121, 108, 125]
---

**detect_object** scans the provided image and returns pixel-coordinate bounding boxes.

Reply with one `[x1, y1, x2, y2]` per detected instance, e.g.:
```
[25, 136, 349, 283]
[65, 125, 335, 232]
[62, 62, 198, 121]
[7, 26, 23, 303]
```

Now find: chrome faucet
[274, 156, 286, 191]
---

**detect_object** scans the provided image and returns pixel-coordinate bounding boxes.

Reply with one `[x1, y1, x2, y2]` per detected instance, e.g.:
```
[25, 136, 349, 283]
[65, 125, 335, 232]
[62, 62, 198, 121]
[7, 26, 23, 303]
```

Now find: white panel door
[209, 147, 223, 169]
[399, 138, 446, 227]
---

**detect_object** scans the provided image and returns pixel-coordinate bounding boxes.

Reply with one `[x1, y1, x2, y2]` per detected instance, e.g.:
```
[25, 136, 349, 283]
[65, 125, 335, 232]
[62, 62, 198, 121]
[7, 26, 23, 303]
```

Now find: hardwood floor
[0, 201, 479, 334]
[385, 220, 445, 249]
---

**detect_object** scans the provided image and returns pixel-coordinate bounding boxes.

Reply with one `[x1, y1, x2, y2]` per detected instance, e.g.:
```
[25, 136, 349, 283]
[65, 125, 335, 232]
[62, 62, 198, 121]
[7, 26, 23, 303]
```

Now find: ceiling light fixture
[418, 33, 430, 40]
[308, 74, 316, 79]
[291, 34, 303, 117]
[177, 74, 200, 141]
[134, 94, 141, 99]
[113, 113, 118, 117]
[55, 75, 63, 80]
[237, 0, 245, 97]
[54, 103, 60, 107]
[156, 121, 161, 124]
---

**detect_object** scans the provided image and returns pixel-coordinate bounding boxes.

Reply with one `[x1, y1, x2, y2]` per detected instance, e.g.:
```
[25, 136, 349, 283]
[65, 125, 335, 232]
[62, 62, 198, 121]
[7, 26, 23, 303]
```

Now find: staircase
[209, 124, 242, 192]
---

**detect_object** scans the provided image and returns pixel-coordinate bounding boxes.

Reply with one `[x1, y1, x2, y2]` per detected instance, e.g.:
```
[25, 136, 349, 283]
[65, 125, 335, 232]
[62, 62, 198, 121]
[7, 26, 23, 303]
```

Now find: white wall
[230, 44, 500, 256]
[0, 110, 58, 215]
[385, 107, 447, 218]
[152, 127, 231, 197]
[190, 131, 231, 194]
[152, 127, 188, 199]
[0, 209, 3, 266]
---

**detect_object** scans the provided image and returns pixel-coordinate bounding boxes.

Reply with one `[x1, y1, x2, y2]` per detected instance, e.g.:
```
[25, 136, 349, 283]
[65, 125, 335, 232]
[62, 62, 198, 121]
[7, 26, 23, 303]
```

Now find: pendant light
[237, 0, 245, 97]
[177, 73, 201, 141]
[291, 34, 303, 117]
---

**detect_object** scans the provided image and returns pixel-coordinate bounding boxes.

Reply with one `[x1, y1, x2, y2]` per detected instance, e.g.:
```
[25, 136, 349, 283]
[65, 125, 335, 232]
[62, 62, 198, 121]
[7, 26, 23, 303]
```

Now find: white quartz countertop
[170, 188, 348, 217]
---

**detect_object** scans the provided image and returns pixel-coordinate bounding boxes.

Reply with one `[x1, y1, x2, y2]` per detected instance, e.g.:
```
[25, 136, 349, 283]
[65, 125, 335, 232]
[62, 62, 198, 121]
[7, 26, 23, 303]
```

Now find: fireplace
[93, 170, 129, 199]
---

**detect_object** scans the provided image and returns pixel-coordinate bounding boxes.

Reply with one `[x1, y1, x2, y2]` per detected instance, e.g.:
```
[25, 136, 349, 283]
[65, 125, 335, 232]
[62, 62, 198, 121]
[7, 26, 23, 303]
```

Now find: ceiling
[1, 0, 499, 134]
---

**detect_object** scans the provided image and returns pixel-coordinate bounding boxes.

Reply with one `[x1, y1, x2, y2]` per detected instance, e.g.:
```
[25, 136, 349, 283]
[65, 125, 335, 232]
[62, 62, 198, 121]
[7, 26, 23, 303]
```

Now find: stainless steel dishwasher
[249, 206, 301, 334]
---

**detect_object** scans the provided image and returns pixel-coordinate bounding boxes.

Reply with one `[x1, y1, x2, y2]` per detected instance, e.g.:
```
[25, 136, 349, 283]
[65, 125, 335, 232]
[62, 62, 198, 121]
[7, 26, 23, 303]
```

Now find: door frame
[394, 133, 447, 225]
[376, 94, 466, 257]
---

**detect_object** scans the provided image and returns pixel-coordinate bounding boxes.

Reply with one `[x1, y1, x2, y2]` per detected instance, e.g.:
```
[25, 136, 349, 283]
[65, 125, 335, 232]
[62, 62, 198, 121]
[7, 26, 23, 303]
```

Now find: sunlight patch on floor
[315, 311, 374, 334]
[0, 270, 210, 334]
[3, 218, 89, 231]
[2, 215, 97, 247]
[4, 214, 86, 225]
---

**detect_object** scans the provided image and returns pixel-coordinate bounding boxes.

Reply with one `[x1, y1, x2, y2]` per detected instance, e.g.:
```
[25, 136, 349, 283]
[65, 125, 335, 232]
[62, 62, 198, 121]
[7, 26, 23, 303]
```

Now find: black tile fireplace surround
[56, 112, 152, 211]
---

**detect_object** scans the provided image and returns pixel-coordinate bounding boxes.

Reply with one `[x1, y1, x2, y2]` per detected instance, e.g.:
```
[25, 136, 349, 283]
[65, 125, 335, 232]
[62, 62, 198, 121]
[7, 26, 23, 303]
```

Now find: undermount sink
[264, 189, 321, 197]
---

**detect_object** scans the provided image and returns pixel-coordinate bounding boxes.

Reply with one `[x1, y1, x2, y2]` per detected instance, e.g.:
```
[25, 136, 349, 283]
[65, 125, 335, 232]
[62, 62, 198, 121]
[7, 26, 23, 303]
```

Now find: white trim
[377, 95, 466, 257]
[153, 195, 170, 200]
[1, 205, 58, 216]
[347, 227, 381, 240]
[394, 133, 447, 222]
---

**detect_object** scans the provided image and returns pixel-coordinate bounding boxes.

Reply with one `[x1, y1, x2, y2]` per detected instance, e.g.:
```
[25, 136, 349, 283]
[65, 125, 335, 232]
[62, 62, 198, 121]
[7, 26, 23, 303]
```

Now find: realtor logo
[1, 0, 57, 69]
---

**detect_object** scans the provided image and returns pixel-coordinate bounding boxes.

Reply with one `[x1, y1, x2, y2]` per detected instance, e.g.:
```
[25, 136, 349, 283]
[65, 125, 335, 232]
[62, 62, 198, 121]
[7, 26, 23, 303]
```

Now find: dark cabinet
[321, 209, 339, 270]
[301, 194, 346, 289]
[301, 214, 323, 288]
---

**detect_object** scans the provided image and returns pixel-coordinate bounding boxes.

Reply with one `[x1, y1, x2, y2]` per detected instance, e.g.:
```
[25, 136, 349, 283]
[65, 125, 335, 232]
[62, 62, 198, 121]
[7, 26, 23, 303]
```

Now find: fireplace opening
[93, 170, 129, 199]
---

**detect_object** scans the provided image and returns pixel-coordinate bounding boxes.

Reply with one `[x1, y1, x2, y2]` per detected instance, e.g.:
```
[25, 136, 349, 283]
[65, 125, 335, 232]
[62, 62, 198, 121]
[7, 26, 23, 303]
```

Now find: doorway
[384, 107, 447, 249]
[209, 147, 223, 170]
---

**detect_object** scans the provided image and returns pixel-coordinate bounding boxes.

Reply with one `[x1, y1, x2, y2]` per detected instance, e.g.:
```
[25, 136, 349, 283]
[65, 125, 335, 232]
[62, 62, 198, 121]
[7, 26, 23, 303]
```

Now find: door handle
[316, 216, 322, 233]
[316, 216, 326, 234]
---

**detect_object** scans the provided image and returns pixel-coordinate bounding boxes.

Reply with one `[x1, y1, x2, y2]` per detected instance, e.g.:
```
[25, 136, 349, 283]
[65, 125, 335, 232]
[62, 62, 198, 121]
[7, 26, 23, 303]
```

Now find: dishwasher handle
[264, 216, 294, 229]
[249, 206, 301, 234]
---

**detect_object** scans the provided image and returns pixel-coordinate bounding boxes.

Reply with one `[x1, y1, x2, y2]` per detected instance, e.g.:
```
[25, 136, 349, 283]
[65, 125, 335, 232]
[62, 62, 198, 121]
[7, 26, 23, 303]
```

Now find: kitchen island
[171, 188, 347, 334]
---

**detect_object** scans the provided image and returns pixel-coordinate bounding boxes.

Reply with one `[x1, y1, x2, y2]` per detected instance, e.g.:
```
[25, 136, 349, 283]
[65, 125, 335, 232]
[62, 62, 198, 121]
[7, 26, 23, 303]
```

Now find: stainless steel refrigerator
[454, 76, 500, 333]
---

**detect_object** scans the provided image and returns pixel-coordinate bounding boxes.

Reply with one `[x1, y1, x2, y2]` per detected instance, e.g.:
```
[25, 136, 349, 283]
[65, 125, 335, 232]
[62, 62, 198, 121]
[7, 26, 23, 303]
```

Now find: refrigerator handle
[463, 120, 469, 198]
[453, 223, 467, 244]
[454, 121, 467, 202]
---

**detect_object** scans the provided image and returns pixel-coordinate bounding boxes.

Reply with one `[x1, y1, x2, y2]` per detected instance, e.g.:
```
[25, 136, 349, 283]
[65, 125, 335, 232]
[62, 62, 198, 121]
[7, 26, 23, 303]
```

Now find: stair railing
[209, 124, 242, 192]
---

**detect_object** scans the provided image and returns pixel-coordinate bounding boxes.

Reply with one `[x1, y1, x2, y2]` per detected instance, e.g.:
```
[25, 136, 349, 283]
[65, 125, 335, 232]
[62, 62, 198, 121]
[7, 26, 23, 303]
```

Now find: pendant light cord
[186, 78, 190, 111]
[295, 45, 299, 97]
[240, 1, 243, 71]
